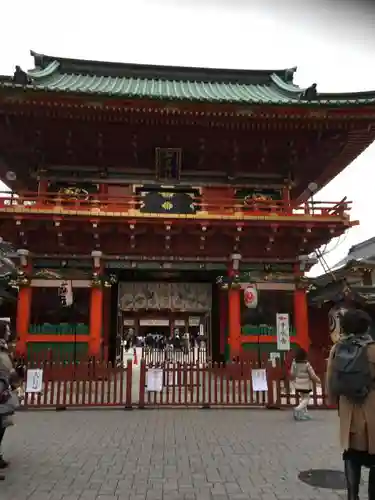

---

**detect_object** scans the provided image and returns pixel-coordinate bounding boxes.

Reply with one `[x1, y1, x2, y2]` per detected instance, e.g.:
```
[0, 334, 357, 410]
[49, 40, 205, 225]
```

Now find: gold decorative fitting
[9, 270, 30, 289]
[90, 273, 117, 288]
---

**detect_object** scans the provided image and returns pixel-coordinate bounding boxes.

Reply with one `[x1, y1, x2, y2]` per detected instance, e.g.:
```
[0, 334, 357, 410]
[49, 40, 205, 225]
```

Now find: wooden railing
[0, 191, 352, 218]
[17, 356, 333, 410]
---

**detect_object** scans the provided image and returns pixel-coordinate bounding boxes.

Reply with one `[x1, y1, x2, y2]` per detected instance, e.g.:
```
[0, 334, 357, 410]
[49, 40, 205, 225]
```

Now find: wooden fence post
[138, 359, 146, 409]
[125, 359, 133, 409]
[266, 363, 279, 409]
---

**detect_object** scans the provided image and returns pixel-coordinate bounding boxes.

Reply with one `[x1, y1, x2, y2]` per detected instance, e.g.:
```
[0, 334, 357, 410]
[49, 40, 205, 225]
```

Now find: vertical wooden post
[282, 186, 291, 214]
[99, 183, 108, 199]
[228, 288, 241, 359]
[16, 249, 31, 356]
[37, 179, 49, 195]
[89, 251, 103, 358]
[219, 289, 227, 356]
[294, 264, 310, 352]
[102, 288, 110, 362]
[228, 254, 242, 360]
[90, 288, 103, 358]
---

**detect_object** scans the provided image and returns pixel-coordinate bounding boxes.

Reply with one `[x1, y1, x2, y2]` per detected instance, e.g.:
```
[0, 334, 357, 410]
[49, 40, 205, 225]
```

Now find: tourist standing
[290, 347, 320, 421]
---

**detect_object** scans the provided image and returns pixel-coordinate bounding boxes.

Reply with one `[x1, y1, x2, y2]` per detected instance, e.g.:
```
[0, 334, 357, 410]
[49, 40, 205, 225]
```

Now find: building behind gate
[0, 51, 374, 362]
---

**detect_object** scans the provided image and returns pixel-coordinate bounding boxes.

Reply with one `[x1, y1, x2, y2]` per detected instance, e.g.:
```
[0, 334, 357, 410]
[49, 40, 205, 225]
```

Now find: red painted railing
[0, 191, 352, 218]
[22, 359, 133, 409]
[18, 357, 333, 410]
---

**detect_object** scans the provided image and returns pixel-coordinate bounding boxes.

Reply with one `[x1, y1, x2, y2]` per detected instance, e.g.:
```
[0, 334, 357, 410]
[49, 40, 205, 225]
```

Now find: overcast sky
[0, 0, 374, 275]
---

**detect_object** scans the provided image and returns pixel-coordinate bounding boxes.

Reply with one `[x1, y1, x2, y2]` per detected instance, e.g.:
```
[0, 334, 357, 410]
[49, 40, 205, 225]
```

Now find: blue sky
[0, 0, 374, 274]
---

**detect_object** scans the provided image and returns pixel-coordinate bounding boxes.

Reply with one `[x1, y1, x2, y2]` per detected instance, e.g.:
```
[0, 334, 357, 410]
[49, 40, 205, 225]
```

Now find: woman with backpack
[327, 308, 375, 500]
[290, 347, 320, 421]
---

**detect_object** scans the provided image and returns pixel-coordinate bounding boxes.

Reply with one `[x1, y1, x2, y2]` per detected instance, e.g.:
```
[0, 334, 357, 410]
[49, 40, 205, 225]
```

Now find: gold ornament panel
[118, 282, 212, 312]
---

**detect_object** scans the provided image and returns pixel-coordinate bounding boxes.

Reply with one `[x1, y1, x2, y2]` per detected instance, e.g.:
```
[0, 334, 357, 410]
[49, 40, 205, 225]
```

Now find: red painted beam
[27, 335, 90, 343]
[240, 335, 297, 344]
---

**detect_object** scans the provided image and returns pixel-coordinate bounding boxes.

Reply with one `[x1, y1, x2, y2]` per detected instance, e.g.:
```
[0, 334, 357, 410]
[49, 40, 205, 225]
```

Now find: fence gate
[138, 360, 274, 408]
[23, 360, 133, 410]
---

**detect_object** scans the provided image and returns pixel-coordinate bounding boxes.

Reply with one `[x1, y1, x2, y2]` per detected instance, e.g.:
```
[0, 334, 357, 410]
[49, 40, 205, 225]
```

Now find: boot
[293, 408, 302, 420]
[344, 459, 361, 500]
[299, 407, 312, 420]
[369, 466, 375, 500]
[0, 456, 9, 469]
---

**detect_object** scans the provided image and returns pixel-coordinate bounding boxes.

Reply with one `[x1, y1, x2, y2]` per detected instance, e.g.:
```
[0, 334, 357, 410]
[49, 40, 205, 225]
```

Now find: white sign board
[146, 368, 163, 392]
[26, 369, 43, 393]
[139, 319, 169, 326]
[251, 369, 268, 392]
[276, 313, 290, 351]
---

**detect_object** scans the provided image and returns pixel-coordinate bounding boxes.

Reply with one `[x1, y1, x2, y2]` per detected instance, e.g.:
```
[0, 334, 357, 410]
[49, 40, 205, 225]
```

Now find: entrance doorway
[111, 279, 214, 363]
[139, 325, 170, 338]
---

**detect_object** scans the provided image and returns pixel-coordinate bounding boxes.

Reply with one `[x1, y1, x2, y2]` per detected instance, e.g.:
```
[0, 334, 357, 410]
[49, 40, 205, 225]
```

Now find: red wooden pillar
[282, 186, 291, 213]
[294, 264, 310, 352]
[37, 179, 49, 195]
[102, 288, 111, 362]
[219, 289, 227, 355]
[90, 288, 103, 358]
[16, 250, 32, 356]
[227, 254, 242, 360]
[228, 288, 241, 359]
[99, 183, 108, 202]
[89, 251, 103, 358]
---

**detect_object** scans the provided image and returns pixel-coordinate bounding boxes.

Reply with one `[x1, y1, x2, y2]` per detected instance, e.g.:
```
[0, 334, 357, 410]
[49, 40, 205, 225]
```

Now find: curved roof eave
[28, 60, 60, 79]
[29, 51, 298, 84]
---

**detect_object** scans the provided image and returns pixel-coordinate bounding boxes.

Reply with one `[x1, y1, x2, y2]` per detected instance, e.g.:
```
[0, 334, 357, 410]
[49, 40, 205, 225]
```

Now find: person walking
[290, 347, 320, 421]
[326, 308, 375, 500]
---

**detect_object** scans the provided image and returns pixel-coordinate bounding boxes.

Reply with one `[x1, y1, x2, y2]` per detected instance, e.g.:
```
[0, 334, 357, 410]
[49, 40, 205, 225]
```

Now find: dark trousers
[0, 426, 5, 455]
[345, 459, 375, 499]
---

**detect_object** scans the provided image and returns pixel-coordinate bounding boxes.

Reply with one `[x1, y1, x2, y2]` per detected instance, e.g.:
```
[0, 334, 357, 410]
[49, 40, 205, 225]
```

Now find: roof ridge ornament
[299, 83, 318, 101]
[13, 66, 30, 86]
[284, 67, 297, 81]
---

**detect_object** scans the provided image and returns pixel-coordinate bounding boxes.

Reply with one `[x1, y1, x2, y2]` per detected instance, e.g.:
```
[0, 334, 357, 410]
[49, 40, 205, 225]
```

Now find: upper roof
[2, 51, 375, 106]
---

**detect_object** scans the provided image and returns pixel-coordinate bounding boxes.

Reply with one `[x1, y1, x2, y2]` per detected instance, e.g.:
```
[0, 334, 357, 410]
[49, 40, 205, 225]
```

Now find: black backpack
[330, 334, 375, 404]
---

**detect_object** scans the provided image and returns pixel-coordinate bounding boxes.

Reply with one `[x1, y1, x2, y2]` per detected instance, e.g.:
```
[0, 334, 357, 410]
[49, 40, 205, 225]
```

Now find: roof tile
[2, 52, 375, 106]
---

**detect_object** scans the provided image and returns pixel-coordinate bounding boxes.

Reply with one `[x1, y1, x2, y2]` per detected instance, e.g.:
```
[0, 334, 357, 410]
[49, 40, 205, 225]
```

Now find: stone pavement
[0, 409, 368, 499]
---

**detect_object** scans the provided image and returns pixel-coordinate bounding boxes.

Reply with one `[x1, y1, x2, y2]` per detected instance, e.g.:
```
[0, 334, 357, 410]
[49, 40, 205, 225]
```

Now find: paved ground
[0, 409, 369, 499]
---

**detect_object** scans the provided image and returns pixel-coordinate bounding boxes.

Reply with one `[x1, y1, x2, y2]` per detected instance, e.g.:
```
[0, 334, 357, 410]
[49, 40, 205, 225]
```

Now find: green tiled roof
[2, 51, 375, 106]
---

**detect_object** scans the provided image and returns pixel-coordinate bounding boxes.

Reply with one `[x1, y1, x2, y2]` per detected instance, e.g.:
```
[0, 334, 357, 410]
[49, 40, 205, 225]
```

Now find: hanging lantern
[244, 284, 258, 309]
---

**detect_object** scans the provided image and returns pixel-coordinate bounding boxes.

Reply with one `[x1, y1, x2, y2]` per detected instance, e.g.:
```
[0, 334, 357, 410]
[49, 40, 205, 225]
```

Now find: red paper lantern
[244, 285, 258, 308]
